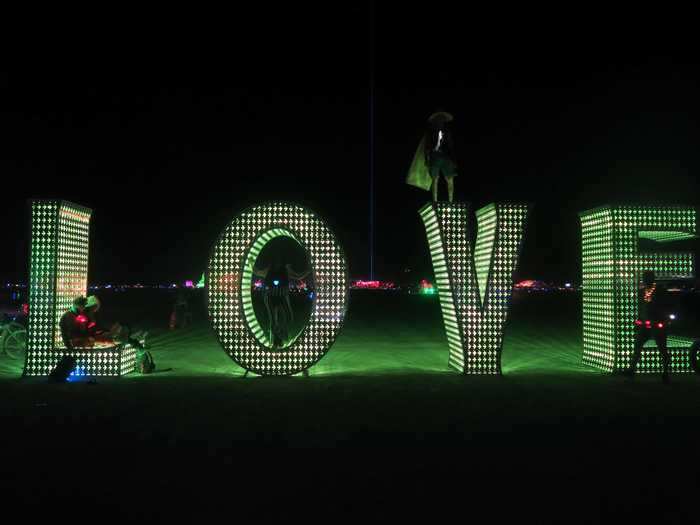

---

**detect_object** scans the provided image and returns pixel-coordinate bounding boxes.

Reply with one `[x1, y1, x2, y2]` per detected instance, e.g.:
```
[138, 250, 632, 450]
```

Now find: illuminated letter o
[208, 202, 349, 376]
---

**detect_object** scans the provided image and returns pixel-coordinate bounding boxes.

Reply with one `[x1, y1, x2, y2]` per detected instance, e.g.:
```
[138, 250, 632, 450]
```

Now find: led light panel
[579, 205, 697, 373]
[25, 200, 136, 377]
[420, 202, 530, 374]
[208, 202, 349, 376]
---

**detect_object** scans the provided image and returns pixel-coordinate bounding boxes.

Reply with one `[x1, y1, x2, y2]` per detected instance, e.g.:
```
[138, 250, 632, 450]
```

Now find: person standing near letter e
[622, 271, 671, 383]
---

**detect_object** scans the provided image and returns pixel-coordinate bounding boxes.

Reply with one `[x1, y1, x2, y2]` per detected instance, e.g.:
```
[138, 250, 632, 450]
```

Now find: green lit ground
[1, 290, 699, 521]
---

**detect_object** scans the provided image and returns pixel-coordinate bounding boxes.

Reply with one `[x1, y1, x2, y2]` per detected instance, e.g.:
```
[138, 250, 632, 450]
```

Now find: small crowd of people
[57, 270, 685, 382]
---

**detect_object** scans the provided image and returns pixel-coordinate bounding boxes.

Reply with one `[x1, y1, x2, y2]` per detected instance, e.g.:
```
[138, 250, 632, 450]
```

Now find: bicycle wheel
[691, 340, 700, 375]
[4, 326, 27, 359]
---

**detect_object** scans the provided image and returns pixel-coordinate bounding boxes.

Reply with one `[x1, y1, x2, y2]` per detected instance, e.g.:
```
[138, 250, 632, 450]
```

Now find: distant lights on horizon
[4, 279, 586, 290]
[514, 280, 579, 291]
[419, 279, 435, 295]
[352, 280, 396, 290]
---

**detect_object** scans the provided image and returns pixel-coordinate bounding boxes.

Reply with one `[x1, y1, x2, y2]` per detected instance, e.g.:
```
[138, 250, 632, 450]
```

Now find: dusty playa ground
[1, 290, 699, 522]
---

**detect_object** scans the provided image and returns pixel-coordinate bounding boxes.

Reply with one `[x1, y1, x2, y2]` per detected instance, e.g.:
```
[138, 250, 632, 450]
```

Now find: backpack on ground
[138, 350, 156, 374]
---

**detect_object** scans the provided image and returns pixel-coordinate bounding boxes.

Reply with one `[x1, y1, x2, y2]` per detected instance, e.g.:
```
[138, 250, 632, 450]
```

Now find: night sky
[3, 7, 700, 285]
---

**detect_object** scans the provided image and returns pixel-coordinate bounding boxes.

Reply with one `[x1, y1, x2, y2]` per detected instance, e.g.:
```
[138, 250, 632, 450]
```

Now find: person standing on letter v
[406, 110, 458, 202]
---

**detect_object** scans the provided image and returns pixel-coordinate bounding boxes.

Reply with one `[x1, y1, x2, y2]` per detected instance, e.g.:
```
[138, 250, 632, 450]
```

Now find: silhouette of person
[622, 271, 671, 383]
[173, 290, 192, 328]
[59, 296, 92, 349]
[252, 259, 309, 350]
[406, 110, 458, 202]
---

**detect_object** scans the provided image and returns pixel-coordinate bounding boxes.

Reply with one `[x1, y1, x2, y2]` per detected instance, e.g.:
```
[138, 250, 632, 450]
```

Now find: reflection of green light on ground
[4, 292, 698, 381]
[5, 291, 700, 522]
[0, 305, 589, 379]
[80, 317, 594, 379]
[105, 307, 591, 379]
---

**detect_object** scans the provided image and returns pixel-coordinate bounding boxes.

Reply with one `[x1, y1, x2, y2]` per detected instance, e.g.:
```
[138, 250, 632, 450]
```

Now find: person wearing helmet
[59, 296, 93, 349]
[406, 110, 459, 202]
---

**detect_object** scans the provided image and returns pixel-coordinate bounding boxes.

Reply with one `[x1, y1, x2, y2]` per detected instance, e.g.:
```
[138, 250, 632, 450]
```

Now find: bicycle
[1, 313, 27, 359]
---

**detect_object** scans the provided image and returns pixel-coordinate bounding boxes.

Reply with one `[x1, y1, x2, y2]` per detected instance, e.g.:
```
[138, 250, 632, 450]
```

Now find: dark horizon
[4, 7, 700, 285]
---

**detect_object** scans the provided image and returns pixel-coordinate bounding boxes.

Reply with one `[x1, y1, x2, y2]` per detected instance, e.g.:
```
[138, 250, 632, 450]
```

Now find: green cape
[406, 136, 431, 191]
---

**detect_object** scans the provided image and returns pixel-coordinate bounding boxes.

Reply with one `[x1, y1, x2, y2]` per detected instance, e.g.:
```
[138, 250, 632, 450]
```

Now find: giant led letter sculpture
[208, 202, 349, 376]
[25, 200, 137, 376]
[420, 202, 530, 374]
[579, 205, 697, 373]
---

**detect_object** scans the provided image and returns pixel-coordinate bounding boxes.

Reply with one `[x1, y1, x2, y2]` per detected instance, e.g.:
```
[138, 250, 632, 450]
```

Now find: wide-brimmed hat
[427, 111, 454, 123]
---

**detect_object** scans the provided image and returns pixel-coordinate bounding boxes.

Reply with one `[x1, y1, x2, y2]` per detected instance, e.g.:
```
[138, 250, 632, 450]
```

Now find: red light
[354, 280, 381, 289]
[22, 303, 29, 315]
[352, 280, 396, 290]
[645, 320, 651, 327]
[634, 320, 642, 326]
[76, 314, 87, 324]
[657, 323, 664, 329]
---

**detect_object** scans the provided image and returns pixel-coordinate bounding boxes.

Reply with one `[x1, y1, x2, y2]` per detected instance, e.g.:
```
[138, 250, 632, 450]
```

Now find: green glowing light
[419, 202, 530, 374]
[208, 202, 349, 376]
[579, 205, 697, 373]
[25, 200, 136, 377]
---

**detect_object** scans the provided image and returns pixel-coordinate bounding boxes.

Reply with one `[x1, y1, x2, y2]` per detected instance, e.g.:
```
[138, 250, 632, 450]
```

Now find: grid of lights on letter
[208, 202, 349, 376]
[420, 202, 530, 374]
[25, 200, 136, 376]
[579, 205, 697, 373]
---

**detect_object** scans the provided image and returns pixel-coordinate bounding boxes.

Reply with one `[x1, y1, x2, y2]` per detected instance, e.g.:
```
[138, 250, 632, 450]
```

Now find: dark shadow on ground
[1, 290, 699, 521]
